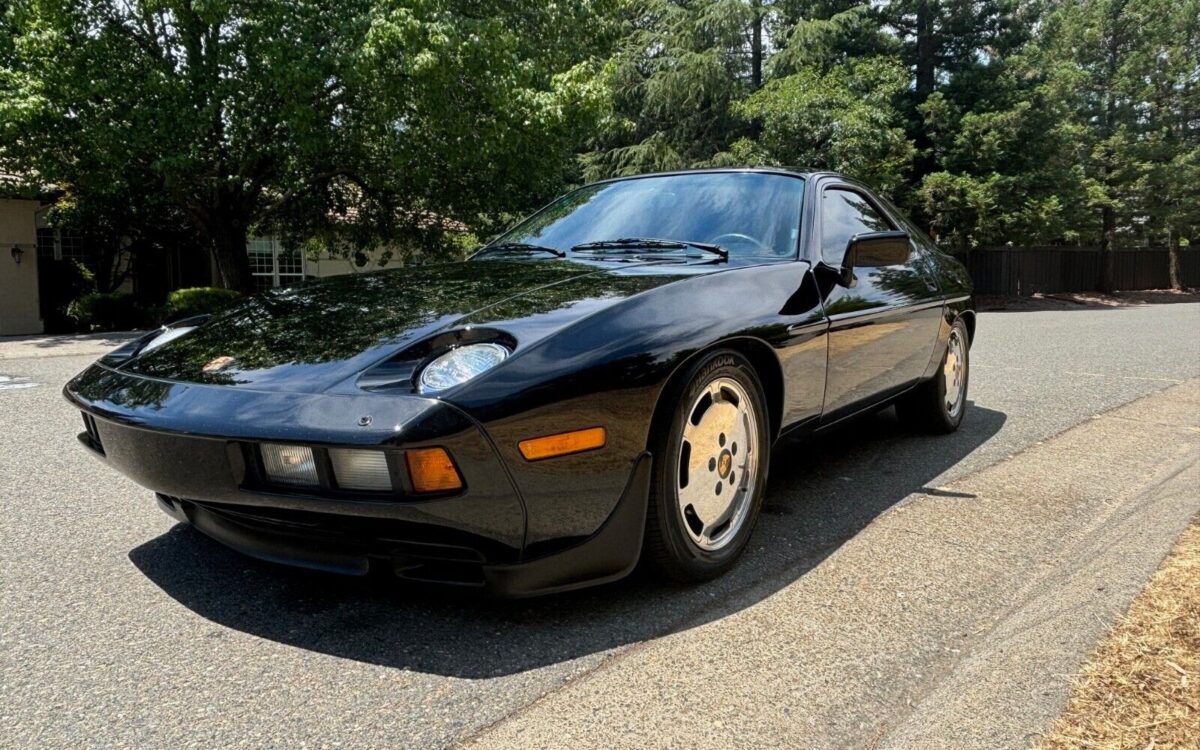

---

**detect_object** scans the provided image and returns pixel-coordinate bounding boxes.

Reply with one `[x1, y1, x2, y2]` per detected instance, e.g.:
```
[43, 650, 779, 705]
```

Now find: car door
[814, 183, 944, 421]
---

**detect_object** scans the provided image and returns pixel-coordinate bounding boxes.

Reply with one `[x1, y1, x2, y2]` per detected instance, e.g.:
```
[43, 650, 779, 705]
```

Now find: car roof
[586, 166, 843, 187]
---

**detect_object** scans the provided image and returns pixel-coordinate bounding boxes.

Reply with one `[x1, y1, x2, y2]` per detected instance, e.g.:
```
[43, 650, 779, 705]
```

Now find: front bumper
[155, 451, 649, 597]
[65, 364, 650, 596]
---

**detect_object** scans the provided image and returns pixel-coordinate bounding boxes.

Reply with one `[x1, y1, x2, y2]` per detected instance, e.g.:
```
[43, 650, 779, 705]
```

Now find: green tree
[1, 0, 612, 291]
[1118, 0, 1200, 288]
[877, 0, 1034, 181]
[730, 57, 914, 193]
[584, 0, 902, 180]
[582, 0, 765, 178]
[1040, 0, 1200, 290]
[914, 57, 1095, 249]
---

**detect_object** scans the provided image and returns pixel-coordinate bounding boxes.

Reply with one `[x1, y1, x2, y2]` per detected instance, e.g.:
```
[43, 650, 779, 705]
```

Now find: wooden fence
[960, 246, 1200, 296]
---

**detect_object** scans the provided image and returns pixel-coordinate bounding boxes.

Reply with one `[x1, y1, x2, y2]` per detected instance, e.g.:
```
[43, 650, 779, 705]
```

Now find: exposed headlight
[139, 325, 197, 354]
[418, 343, 509, 394]
[261, 444, 319, 486]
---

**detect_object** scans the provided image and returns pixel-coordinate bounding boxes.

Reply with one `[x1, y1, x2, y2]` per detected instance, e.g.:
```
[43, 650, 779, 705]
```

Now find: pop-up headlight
[417, 343, 509, 394]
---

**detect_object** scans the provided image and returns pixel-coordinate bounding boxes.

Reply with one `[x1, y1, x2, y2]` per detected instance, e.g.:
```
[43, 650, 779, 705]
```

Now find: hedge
[67, 292, 153, 331]
[162, 287, 244, 323]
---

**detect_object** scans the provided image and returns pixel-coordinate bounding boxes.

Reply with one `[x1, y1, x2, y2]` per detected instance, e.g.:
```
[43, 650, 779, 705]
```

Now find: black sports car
[66, 168, 974, 596]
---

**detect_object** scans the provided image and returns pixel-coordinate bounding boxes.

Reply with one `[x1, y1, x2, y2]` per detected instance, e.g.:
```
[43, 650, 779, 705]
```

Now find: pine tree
[1042, 0, 1200, 290]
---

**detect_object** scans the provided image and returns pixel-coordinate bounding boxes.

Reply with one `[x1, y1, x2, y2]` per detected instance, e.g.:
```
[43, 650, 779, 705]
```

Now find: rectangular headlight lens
[328, 448, 393, 491]
[260, 444, 319, 486]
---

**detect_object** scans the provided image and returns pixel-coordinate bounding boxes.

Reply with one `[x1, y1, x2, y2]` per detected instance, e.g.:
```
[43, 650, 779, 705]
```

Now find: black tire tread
[897, 318, 970, 434]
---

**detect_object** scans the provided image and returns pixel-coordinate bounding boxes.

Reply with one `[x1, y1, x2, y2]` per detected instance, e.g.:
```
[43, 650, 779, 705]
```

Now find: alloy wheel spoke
[677, 375, 759, 551]
[943, 331, 965, 413]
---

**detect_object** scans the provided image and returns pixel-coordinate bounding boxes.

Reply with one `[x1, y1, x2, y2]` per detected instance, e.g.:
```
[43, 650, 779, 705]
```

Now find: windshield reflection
[488, 172, 805, 259]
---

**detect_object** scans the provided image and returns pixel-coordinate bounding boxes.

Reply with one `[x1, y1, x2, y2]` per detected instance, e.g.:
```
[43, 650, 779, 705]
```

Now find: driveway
[2, 303, 1198, 749]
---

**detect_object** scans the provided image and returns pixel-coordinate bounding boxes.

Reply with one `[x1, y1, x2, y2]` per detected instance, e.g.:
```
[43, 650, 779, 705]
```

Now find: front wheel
[644, 350, 770, 582]
[897, 317, 970, 433]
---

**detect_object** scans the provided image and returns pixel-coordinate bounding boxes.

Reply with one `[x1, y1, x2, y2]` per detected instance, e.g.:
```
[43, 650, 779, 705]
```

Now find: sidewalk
[462, 379, 1200, 750]
[0, 331, 141, 360]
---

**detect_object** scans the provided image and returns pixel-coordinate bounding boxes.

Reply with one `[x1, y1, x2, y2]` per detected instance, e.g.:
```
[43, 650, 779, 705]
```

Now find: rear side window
[820, 189, 892, 264]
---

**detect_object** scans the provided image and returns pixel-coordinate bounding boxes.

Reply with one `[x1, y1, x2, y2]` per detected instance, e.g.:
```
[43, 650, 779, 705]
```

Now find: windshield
[488, 172, 805, 259]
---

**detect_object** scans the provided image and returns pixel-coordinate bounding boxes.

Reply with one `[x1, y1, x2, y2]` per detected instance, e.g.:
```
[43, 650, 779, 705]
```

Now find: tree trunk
[915, 2, 936, 99]
[912, 1, 937, 180]
[1167, 226, 1183, 291]
[93, 240, 134, 294]
[750, 0, 763, 90]
[195, 185, 256, 293]
[210, 221, 254, 293]
[1099, 203, 1117, 293]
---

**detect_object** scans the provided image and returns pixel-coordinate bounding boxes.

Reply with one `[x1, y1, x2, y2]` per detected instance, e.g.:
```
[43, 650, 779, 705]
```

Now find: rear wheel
[897, 317, 970, 433]
[644, 350, 770, 582]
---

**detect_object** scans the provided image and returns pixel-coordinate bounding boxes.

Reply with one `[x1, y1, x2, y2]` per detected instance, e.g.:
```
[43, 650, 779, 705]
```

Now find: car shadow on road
[129, 403, 1006, 679]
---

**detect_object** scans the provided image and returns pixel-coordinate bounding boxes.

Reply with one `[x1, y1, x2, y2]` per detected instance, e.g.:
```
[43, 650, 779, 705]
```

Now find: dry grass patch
[1037, 520, 1200, 750]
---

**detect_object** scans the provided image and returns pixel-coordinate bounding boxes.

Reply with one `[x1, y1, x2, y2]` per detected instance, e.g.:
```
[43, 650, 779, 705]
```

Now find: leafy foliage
[67, 291, 155, 331]
[1, 0, 615, 290]
[731, 57, 914, 193]
[162, 287, 244, 323]
[2, 0, 1197, 290]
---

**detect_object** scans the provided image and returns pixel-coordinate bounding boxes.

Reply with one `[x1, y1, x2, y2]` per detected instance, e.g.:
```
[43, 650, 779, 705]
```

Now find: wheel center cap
[717, 450, 732, 478]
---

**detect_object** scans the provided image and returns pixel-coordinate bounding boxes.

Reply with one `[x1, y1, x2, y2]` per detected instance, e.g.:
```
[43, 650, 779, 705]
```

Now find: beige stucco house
[0, 197, 44, 336]
[245, 236, 398, 290]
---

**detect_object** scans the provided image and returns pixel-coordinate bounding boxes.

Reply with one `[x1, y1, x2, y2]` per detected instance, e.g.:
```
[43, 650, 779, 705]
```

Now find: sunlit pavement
[2, 303, 1198, 749]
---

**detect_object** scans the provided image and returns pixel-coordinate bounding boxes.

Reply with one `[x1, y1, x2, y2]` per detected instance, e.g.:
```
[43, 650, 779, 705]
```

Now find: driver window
[821, 189, 892, 264]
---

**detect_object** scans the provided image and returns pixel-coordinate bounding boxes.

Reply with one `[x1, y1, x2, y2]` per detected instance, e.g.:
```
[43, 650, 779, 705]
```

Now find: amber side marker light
[518, 427, 607, 461]
[405, 447, 463, 494]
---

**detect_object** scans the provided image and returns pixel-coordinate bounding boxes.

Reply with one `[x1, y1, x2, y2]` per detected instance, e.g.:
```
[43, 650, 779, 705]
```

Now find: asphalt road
[2, 302, 1198, 749]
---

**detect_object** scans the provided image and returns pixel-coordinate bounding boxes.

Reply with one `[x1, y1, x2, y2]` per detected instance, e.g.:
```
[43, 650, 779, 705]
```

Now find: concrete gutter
[461, 380, 1200, 750]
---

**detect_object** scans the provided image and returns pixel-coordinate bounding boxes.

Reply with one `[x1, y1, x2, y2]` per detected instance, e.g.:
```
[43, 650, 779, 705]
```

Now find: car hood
[118, 258, 721, 393]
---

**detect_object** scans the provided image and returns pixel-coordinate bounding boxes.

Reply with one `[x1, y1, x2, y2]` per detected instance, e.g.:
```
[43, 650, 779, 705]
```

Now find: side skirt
[779, 378, 933, 441]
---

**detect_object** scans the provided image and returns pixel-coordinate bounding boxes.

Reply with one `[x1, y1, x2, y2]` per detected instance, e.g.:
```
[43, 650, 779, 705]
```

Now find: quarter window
[820, 189, 892, 264]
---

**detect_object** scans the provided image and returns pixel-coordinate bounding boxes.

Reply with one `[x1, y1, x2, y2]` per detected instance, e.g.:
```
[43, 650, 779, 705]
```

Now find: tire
[644, 350, 771, 582]
[897, 317, 970, 434]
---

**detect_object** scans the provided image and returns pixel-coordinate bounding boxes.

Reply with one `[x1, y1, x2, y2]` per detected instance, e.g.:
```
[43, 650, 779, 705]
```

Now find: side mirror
[839, 231, 911, 286]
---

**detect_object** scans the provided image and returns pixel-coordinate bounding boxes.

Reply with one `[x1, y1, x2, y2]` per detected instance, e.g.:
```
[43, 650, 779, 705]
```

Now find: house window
[36, 227, 88, 266]
[36, 228, 54, 260]
[247, 237, 306, 290]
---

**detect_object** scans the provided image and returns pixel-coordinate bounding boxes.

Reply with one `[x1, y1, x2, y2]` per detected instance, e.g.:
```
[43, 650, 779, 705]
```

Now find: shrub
[162, 287, 243, 323]
[67, 292, 153, 331]
[42, 260, 96, 333]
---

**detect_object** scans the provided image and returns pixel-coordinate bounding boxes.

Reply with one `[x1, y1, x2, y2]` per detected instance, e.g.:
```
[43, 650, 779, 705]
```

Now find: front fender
[448, 262, 823, 545]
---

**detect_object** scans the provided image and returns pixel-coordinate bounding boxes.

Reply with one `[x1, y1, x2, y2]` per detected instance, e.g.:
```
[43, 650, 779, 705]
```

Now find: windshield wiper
[471, 242, 565, 259]
[570, 237, 728, 261]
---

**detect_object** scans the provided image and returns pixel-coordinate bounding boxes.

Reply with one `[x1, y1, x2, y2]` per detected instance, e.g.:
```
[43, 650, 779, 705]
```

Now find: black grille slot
[186, 499, 512, 566]
[80, 413, 104, 454]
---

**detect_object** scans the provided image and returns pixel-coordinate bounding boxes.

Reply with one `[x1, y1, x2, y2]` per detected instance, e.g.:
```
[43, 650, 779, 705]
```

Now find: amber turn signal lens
[518, 427, 607, 461]
[405, 447, 463, 494]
